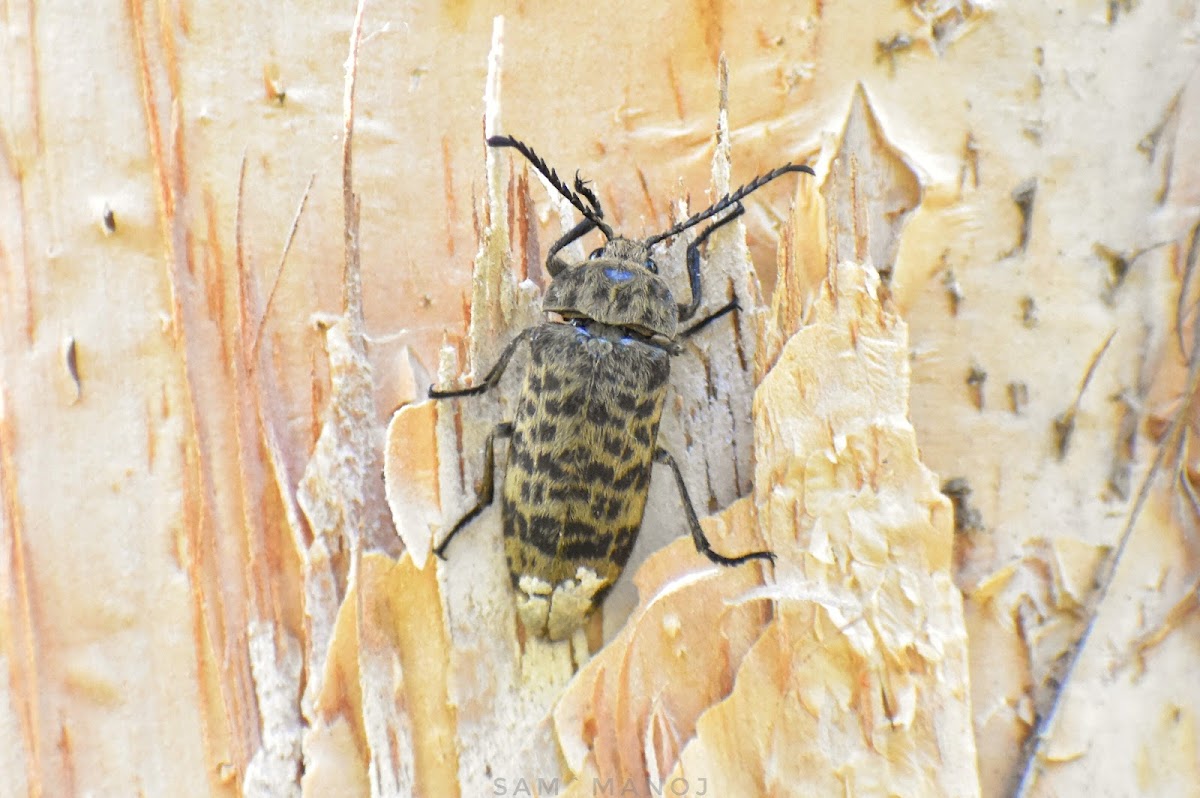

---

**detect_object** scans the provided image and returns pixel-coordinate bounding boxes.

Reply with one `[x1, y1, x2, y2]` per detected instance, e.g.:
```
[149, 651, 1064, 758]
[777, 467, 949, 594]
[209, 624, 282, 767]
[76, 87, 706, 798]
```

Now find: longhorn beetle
[431, 135, 813, 641]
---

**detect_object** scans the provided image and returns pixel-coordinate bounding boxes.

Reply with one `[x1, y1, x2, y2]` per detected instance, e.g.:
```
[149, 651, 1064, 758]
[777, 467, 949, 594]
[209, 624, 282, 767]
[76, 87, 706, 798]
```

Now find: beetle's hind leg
[436, 422, 513, 558]
[653, 447, 775, 566]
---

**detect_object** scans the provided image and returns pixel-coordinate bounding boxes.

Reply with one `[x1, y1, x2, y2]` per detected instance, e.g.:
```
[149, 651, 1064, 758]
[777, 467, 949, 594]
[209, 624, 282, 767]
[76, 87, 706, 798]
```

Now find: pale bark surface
[2, 2, 1198, 797]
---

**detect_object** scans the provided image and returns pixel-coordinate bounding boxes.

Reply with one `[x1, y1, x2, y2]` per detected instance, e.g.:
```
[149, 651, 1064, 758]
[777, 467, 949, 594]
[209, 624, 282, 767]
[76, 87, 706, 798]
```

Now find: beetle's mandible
[430, 135, 814, 641]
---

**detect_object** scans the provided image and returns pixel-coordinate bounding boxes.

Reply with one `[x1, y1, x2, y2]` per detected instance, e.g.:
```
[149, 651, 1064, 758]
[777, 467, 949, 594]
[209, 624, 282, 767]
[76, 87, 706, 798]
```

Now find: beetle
[431, 135, 813, 640]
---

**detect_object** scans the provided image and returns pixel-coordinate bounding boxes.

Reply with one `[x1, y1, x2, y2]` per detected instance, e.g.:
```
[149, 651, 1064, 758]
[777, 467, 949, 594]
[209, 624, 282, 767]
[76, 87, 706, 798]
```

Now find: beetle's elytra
[431, 135, 814, 641]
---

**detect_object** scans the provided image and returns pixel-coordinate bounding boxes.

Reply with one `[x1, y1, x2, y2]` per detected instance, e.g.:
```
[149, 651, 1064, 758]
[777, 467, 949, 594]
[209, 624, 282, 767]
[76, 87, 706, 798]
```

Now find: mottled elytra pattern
[503, 323, 668, 590]
[431, 135, 812, 641]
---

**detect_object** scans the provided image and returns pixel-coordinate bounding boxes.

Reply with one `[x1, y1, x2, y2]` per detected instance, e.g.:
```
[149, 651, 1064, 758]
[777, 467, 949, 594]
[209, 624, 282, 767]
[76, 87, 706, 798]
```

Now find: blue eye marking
[604, 267, 634, 283]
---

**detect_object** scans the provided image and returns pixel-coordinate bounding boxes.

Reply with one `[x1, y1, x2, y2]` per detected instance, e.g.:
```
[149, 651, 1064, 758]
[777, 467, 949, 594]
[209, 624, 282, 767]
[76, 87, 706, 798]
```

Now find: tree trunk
[2, 2, 1197, 797]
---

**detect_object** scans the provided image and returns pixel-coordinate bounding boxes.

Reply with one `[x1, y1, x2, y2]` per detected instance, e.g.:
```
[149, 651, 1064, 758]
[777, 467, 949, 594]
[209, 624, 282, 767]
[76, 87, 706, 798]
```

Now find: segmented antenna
[573, 173, 603, 217]
[487, 136, 614, 240]
[643, 163, 815, 247]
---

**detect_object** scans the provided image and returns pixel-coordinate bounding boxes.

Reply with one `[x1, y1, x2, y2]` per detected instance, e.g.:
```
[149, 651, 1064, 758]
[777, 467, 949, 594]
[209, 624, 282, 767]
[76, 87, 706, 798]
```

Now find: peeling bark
[3, 2, 1198, 796]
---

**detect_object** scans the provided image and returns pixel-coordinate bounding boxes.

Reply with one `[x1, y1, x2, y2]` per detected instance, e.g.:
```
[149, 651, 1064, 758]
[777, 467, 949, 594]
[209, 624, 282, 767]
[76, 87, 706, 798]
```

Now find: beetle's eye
[644, 257, 657, 274]
[588, 247, 605, 259]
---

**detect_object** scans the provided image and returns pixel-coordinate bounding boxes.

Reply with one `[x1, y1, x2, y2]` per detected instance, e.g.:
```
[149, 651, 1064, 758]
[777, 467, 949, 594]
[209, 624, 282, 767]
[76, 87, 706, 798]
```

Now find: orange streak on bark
[0, 409, 44, 797]
[125, 0, 173, 249]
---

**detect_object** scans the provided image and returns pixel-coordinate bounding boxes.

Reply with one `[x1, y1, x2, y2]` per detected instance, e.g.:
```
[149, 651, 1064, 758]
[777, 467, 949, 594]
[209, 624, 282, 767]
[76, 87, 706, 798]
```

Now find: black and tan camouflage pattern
[434, 136, 801, 641]
[542, 239, 678, 338]
[501, 319, 671, 638]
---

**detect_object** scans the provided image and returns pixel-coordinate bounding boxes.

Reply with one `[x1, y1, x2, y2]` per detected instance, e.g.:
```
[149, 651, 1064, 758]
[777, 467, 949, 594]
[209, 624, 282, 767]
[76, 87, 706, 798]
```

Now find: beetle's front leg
[677, 203, 747, 322]
[547, 217, 597, 276]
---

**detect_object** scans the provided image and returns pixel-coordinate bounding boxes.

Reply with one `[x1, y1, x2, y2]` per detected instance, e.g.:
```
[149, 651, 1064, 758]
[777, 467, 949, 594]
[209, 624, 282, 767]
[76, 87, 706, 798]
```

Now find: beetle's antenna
[644, 163, 815, 247]
[573, 174, 605, 218]
[488, 135, 614, 240]
[572, 172, 613, 242]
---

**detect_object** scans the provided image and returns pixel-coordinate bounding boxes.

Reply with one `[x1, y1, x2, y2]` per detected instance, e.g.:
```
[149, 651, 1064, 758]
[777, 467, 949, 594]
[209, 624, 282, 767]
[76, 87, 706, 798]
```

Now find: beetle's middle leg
[429, 329, 532, 399]
[679, 298, 739, 338]
[435, 421, 513, 558]
[653, 447, 775, 566]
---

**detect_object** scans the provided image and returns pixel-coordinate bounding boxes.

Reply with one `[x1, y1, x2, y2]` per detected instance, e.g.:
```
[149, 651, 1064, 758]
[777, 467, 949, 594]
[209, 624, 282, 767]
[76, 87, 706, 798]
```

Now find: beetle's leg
[653, 447, 775, 566]
[429, 329, 533, 398]
[547, 217, 597, 276]
[677, 203, 746, 322]
[680, 298, 739, 339]
[435, 422, 514, 558]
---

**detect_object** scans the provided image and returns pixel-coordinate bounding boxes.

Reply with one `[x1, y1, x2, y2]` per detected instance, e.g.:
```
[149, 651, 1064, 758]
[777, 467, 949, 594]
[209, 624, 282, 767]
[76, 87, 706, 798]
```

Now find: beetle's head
[484, 135, 814, 343]
[543, 237, 678, 339]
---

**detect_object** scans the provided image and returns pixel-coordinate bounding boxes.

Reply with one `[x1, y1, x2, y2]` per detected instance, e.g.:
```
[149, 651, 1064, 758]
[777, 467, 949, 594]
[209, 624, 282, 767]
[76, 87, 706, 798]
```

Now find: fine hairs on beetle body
[430, 135, 814, 641]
